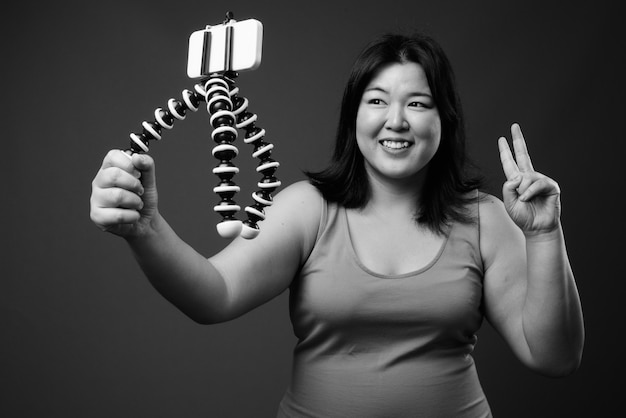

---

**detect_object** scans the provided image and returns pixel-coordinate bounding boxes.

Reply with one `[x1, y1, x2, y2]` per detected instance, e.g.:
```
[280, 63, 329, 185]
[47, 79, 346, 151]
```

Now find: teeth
[381, 140, 410, 149]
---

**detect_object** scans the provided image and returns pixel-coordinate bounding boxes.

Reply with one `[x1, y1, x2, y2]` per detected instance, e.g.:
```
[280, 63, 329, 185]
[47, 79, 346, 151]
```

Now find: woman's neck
[364, 170, 426, 219]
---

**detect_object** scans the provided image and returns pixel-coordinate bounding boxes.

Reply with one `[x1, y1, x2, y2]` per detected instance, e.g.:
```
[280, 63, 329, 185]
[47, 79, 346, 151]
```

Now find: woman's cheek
[414, 113, 442, 143]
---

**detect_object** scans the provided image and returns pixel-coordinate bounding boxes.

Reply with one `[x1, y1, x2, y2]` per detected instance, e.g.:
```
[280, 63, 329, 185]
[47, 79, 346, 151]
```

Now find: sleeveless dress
[277, 192, 492, 417]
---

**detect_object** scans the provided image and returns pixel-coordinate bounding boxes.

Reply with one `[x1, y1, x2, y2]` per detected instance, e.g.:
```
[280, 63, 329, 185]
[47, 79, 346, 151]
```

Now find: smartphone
[187, 18, 263, 78]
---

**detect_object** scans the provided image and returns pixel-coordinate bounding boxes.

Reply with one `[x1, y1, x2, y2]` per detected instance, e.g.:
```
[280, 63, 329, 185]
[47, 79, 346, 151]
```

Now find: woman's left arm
[481, 123, 584, 377]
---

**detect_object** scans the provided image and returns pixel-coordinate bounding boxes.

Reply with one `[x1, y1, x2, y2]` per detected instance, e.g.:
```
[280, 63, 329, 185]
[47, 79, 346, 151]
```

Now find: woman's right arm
[90, 150, 322, 324]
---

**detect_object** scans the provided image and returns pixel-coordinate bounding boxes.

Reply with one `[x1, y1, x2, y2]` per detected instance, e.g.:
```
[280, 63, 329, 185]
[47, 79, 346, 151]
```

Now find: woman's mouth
[380, 139, 411, 149]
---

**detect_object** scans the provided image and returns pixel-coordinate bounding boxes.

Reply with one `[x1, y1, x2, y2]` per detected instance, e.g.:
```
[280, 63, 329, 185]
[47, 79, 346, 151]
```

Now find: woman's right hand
[90, 150, 159, 238]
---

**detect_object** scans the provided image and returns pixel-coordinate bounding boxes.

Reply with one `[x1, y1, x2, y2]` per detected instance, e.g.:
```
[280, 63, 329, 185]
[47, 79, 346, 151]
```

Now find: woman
[90, 33, 584, 417]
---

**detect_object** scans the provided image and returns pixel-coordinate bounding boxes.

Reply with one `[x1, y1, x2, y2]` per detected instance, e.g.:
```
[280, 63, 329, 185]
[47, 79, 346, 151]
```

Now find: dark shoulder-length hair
[306, 32, 482, 234]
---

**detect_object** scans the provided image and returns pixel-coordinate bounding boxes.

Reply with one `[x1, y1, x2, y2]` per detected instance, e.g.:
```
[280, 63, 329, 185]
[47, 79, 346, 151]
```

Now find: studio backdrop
[2, 0, 623, 417]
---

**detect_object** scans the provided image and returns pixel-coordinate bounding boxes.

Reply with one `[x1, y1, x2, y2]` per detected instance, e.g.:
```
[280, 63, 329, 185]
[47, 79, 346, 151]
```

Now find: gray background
[3, 0, 623, 416]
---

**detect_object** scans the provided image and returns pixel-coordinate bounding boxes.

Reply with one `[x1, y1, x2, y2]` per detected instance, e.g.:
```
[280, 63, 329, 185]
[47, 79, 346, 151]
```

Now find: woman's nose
[385, 105, 409, 131]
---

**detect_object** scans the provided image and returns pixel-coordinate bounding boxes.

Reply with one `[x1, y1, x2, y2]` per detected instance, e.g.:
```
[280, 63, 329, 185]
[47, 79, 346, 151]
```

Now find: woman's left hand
[498, 123, 561, 236]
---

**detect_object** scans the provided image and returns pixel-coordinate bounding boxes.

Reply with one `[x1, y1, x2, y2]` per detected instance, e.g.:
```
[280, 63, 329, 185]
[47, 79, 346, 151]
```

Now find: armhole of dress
[476, 189, 485, 275]
[300, 189, 328, 268]
[314, 192, 328, 246]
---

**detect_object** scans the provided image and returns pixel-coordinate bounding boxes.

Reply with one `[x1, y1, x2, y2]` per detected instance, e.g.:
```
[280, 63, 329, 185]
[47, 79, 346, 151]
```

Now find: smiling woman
[355, 62, 441, 185]
[89, 31, 583, 418]
[307, 34, 481, 234]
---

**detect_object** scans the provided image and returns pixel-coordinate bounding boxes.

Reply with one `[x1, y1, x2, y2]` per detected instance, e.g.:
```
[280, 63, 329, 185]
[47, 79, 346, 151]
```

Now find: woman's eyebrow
[408, 92, 433, 99]
[364, 86, 387, 93]
[364, 86, 432, 98]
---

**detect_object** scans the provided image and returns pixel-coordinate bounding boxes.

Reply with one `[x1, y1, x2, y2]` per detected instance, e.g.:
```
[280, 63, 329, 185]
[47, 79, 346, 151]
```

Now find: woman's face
[356, 62, 441, 185]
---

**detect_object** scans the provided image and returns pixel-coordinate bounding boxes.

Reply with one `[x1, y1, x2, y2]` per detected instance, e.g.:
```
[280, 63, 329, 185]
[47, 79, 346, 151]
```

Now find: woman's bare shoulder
[478, 191, 525, 264]
[272, 180, 323, 217]
[276, 180, 323, 200]
[266, 180, 324, 242]
[478, 192, 504, 213]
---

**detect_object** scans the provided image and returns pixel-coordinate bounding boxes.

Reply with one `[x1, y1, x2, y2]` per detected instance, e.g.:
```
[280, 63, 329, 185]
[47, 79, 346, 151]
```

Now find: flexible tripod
[125, 13, 280, 239]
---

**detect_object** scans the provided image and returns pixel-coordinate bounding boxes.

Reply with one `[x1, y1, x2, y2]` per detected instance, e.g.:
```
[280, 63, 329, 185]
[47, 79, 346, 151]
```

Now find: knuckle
[89, 207, 99, 224]
[109, 167, 123, 186]
[90, 187, 105, 207]
[546, 178, 561, 194]
[89, 208, 108, 229]
[103, 150, 117, 164]
[92, 167, 108, 188]
[109, 188, 125, 206]
[114, 211, 127, 225]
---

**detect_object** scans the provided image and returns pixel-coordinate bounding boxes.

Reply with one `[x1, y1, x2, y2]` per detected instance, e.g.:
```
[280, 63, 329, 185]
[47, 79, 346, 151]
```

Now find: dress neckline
[341, 206, 451, 279]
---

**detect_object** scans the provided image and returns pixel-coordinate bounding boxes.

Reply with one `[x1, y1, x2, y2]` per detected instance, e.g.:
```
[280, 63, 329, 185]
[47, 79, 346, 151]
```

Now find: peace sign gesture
[498, 123, 561, 236]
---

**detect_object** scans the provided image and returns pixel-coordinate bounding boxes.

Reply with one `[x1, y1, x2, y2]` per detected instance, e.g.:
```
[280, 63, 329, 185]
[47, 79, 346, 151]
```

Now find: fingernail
[133, 170, 141, 178]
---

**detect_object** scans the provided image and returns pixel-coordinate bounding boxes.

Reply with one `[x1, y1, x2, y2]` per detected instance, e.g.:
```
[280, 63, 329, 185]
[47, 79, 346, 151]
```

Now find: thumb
[131, 153, 157, 190]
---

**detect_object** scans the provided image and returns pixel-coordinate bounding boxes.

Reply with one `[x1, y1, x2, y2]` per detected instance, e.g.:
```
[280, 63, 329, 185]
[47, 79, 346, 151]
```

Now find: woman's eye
[409, 101, 432, 109]
[368, 98, 384, 105]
